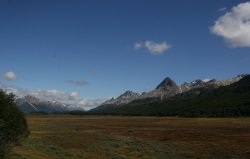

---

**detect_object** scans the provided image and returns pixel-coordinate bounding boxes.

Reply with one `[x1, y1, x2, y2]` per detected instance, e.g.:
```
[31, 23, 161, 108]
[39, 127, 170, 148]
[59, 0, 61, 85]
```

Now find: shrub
[0, 90, 29, 158]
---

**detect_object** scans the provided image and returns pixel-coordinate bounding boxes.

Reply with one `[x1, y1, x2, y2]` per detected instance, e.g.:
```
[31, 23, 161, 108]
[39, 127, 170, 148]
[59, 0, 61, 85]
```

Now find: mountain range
[101, 74, 247, 106]
[89, 74, 250, 117]
[7, 74, 249, 115]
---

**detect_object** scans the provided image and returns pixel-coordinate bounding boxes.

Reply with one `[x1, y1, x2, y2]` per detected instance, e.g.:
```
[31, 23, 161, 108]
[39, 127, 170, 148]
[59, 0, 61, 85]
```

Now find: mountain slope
[88, 75, 250, 117]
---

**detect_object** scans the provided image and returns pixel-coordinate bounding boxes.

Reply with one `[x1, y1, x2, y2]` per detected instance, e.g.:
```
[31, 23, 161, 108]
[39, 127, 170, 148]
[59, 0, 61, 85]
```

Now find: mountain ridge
[88, 75, 250, 117]
[99, 74, 248, 107]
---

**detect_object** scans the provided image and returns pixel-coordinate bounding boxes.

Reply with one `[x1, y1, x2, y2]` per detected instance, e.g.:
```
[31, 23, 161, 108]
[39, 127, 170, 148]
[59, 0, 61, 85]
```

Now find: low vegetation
[10, 115, 250, 159]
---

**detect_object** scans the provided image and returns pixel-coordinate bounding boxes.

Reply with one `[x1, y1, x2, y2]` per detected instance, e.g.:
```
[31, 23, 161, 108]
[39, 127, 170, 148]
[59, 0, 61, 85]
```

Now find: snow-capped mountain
[180, 74, 247, 93]
[15, 95, 71, 113]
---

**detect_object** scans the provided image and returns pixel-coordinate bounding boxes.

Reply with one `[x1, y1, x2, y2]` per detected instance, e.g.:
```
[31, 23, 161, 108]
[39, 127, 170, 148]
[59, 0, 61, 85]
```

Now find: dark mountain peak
[156, 77, 178, 90]
[237, 74, 250, 78]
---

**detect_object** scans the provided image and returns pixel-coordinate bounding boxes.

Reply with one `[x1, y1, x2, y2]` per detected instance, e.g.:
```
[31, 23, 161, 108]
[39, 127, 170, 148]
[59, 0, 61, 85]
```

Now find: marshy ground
[10, 115, 250, 159]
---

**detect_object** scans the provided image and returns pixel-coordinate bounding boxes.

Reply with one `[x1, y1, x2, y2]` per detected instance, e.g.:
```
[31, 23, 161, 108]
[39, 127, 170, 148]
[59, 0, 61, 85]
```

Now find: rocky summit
[140, 77, 181, 99]
[103, 91, 140, 105]
[155, 77, 178, 90]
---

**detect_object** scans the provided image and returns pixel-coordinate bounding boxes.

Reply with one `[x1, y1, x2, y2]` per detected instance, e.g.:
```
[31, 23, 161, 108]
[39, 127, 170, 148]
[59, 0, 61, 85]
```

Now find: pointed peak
[156, 77, 178, 90]
[119, 90, 139, 97]
[162, 77, 172, 81]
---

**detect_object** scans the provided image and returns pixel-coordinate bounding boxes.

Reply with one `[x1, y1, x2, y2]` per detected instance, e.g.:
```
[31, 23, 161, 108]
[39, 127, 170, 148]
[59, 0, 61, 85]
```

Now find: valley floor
[10, 115, 250, 159]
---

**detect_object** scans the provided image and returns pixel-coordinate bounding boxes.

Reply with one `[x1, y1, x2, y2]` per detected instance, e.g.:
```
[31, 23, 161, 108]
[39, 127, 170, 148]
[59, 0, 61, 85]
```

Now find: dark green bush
[0, 90, 29, 158]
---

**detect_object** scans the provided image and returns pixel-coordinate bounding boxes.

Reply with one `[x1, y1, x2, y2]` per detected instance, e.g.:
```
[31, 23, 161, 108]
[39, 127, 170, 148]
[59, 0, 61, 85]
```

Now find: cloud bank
[211, 2, 250, 47]
[134, 41, 171, 55]
[0, 84, 106, 110]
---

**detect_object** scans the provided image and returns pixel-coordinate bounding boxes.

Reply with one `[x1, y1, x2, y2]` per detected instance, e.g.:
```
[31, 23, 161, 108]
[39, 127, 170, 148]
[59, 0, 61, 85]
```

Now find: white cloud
[145, 41, 171, 54]
[134, 41, 171, 55]
[70, 92, 79, 97]
[5, 71, 16, 80]
[0, 84, 106, 110]
[211, 2, 250, 47]
[134, 42, 142, 49]
[218, 7, 226, 12]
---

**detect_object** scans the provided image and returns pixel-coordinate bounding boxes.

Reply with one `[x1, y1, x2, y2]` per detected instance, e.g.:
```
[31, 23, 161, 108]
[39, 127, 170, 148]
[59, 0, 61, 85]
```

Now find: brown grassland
[10, 115, 250, 159]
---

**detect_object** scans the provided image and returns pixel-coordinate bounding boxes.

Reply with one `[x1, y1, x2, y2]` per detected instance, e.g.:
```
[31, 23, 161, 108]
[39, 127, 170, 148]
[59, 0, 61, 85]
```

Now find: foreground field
[10, 115, 250, 159]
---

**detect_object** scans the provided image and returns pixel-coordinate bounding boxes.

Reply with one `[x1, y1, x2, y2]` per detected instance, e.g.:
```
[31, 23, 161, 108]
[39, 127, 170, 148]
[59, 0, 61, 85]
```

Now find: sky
[0, 0, 250, 109]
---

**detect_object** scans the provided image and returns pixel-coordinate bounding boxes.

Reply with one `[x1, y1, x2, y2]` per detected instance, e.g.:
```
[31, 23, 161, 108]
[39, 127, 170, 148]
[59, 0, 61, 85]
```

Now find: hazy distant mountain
[16, 95, 69, 113]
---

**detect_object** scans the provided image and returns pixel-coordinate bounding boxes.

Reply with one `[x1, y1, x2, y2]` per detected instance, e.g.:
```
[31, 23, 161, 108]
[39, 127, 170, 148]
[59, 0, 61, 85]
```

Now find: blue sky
[0, 0, 250, 102]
